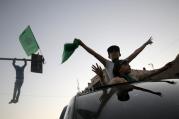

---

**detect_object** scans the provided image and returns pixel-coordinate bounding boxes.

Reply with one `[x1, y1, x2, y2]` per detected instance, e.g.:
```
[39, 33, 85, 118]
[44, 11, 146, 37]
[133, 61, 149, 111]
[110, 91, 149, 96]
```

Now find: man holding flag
[62, 37, 153, 82]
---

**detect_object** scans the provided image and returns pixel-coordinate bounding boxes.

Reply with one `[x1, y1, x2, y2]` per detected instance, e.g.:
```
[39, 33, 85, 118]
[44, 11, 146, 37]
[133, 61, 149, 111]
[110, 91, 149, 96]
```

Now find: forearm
[98, 74, 107, 86]
[126, 42, 148, 63]
[81, 42, 106, 66]
[146, 66, 168, 79]
[108, 77, 127, 85]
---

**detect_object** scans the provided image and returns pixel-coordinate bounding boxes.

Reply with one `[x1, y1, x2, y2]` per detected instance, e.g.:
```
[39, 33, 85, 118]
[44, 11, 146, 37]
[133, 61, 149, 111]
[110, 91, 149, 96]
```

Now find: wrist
[80, 41, 85, 47]
[144, 42, 148, 46]
[100, 75, 104, 79]
[162, 66, 168, 71]
[100, 79, 106, 86]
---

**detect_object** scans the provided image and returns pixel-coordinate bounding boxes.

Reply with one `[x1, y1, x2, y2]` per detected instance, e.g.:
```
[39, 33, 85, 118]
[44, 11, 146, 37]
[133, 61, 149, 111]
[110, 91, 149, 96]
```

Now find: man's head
[107, 45, 121, 61]
[113, 60, 131, 77]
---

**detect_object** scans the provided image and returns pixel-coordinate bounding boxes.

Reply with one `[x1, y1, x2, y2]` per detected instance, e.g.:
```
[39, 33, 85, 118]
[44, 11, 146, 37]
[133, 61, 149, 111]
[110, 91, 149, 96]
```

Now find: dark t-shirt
[14, 66, 25, 81]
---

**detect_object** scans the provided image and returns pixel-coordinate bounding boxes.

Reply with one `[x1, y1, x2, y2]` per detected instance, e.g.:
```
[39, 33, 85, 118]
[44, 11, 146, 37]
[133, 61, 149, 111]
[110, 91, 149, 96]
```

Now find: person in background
[9, 58, 27, 104]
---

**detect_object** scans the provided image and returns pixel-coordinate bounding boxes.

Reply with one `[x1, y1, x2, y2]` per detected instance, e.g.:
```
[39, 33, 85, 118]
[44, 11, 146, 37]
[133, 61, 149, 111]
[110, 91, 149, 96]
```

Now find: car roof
[74, 79, 179, 119]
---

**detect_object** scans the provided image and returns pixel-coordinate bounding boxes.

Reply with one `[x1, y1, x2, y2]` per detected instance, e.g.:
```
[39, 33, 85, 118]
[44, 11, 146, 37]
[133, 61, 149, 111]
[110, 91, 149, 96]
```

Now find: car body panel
[62, 79, 179, 119]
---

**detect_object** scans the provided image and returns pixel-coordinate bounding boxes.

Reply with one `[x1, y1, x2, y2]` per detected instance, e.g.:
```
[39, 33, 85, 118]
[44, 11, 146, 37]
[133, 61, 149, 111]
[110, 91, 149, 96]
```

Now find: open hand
[146, 36, 153, 45]
[92, 63, 103, 78]
[164, 61, 174, 69]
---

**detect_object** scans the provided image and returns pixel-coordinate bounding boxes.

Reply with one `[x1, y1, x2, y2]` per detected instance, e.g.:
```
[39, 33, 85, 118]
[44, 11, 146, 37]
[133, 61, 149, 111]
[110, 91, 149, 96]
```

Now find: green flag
[62, 39, 80, 63]
[19, 26, 39, 56]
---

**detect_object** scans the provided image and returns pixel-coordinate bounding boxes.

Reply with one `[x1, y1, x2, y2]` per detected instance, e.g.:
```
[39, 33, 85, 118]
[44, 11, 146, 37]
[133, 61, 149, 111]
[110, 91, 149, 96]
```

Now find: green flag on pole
[19, 26, 39, 56]
[61, 39, 80, 63]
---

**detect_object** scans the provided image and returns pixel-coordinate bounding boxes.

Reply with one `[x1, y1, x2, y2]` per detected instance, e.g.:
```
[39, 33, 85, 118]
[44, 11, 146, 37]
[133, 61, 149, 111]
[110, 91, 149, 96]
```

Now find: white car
[60, 79, 179, 119]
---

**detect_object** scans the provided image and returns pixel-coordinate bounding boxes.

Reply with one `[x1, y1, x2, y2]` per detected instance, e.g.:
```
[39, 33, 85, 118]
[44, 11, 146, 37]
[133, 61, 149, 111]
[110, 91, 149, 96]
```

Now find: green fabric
[122, 74, 136, 82]
[61, 39, 80, 63]
[19, 26, 39, 56]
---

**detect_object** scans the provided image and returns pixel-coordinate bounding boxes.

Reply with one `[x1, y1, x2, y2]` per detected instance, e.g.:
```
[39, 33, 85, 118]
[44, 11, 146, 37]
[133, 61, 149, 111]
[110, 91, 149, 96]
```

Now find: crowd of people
[75, 38, 178, 86]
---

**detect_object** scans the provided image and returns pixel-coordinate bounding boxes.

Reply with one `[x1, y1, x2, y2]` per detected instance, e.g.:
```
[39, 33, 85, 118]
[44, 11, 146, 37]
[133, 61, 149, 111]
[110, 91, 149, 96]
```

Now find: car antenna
[76, 79, 80, 93]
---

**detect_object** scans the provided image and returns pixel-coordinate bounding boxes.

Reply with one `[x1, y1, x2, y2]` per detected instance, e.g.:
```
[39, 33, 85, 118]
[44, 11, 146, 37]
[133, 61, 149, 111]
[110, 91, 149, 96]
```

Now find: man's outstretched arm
[125, 37, 153, 63]
[143, 61, 175, 80]
[77, 39, 107, 66]
[147, 54, 179, 79]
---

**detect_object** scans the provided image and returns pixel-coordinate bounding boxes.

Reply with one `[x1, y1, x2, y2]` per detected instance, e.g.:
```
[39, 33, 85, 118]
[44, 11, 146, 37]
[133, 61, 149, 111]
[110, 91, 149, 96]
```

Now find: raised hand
[74, 38, 82, 45]
[164, 61, 174, 69]
[92, 63, 103, 78]
[146, 36, 153, 45]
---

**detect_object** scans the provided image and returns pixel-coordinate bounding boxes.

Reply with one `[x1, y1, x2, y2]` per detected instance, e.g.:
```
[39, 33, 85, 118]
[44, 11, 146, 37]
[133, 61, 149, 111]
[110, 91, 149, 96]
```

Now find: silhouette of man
[9, 58, 27, 104]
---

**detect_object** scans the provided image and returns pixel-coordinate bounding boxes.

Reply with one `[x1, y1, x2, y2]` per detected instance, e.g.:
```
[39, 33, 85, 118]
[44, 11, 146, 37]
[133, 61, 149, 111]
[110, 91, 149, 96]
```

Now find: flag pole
[0, 58, 31, 61]
[76, 79, 80, 92]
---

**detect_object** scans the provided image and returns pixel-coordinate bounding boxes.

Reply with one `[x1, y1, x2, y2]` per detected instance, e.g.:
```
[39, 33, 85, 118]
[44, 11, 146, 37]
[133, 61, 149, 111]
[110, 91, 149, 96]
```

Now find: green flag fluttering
[62, 39, 80, 63]
[19, 26, 39, 56]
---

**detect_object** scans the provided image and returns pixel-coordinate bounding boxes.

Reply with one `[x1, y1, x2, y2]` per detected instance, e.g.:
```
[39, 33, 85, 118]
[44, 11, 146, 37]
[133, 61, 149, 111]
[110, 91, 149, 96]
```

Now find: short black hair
[113, 60, 128, 77]
[107, 45, 120, 53]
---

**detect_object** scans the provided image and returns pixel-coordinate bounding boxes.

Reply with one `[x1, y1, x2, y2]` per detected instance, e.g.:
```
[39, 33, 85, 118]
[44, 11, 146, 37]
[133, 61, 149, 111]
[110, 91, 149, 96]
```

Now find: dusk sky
[0, 0, 179, 119]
